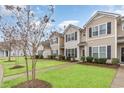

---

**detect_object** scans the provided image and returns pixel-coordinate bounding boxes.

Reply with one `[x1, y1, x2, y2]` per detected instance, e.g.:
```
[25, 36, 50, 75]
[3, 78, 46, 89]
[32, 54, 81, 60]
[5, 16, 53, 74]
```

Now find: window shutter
[56, 50, 58, 55]
[75, 48, 77, 57]
[89, 47, 92, 56]
[107, 46, 111, 59]
[56, 38, 58, 43]
[66, 49, 67, 57]
[51, 50, 53, 55]
[89, 28, 92, 37]
[66, 35, 67, 42]
[75, 32, 77, 40]
[107, 22, 111, 34]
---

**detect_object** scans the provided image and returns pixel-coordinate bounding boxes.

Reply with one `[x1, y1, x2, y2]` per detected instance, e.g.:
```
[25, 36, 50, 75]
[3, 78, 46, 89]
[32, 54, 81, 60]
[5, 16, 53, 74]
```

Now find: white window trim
[66, 32, 77, 42]
[122, 22, 124, 31]
[99, 23, 107, 36]
[92, 45, 107, 58]
[91, 22, 108, 38]
[92, 46, 98, 58]
[92, 26, 99, 37]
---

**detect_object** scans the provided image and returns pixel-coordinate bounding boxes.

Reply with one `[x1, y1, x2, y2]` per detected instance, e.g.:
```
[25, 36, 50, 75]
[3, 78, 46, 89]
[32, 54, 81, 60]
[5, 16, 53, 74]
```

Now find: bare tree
[0, 24, 17, 61]
[4, 5, 54, 86]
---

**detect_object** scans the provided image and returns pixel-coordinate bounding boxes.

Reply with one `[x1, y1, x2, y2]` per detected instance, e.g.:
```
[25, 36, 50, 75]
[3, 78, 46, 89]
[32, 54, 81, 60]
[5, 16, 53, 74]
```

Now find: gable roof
[49, 31, 63, 39]
[84, 11, 121, 27]
[41, 40, 50, 48]
[64, 24, 82, 34]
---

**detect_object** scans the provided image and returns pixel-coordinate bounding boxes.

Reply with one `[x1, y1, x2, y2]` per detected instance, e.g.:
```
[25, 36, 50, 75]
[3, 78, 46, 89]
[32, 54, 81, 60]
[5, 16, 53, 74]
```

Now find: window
[51, 37, 58, 44]
[66, 32, 76, 42]
[38, 50, 43, 55]
[122, 22, 124, 31]
[71, 33, 75, 40]
[66, 48, 77, 58]
[92, 26, 98, 36]
[99, 24, 106, 35]
[52, 50, 58, 55]
[99, 46, 106, 58]
[92, 47, 98, 58]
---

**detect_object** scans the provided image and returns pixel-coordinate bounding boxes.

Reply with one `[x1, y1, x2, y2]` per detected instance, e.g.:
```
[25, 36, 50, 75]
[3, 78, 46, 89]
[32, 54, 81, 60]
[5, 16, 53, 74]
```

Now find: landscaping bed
[13, 79, 52, 88]
[78, 62, 120, 69]
[9, 65, 24, 69]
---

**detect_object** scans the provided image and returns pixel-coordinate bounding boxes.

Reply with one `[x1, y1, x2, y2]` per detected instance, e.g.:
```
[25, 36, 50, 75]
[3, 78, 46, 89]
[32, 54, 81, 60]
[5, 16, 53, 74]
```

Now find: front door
[121, 48, 124, 62]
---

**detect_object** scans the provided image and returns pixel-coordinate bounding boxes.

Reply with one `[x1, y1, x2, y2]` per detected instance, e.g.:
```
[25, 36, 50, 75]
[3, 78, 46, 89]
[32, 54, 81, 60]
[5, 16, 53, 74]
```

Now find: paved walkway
[111, 64, 124, 88]
[0, 64, 3, 87]
[3, 62, 77, 82]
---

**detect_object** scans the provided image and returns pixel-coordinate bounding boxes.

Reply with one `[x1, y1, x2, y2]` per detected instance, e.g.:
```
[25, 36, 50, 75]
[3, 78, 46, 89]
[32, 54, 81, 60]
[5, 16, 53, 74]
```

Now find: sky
[1, 5, 124, 34]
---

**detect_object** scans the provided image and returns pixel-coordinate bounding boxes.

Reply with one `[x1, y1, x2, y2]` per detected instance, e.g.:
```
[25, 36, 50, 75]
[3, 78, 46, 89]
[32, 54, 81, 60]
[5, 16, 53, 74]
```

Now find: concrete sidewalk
[0, 64, 3, 87]
[111, 64, 124, 88]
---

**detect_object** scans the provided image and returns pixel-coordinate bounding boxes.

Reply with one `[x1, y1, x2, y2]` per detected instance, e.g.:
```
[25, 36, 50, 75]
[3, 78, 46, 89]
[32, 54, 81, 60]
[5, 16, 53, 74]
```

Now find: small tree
[0, 24, 17, 61]
[4, 5, 54, 86]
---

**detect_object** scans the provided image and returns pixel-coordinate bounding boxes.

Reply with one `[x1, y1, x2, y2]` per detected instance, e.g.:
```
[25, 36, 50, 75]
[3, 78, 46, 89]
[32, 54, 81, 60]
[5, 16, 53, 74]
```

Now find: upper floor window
[122, 22, 124, 31]
[92, 26, 98, 36]
[89, 22, 111, 38]
[71, 33, 75, 40]
[66, 32, 77, 42]
[99, 24, 106, 35]
[51, 37, 58, 44]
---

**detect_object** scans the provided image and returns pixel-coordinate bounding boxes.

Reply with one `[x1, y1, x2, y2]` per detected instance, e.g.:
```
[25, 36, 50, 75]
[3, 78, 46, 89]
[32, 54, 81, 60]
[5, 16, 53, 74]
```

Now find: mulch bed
[78, 62, 120, 69]
[13, 79, 52, 88]
[4, 60, 16, 62]
[10, 65, 24, 69]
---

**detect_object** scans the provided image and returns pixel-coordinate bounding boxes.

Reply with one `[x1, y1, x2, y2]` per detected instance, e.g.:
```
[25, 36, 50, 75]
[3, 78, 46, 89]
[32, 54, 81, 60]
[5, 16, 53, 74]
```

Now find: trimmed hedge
[112, 58, 119, 64]
[58, 55, 65, 60]
[86, 56, 93, 62]
[98, 58, 107, 64]
[94, 58, 99, 63]
[35, 55, 43, 59]
[80, 56, 85, 62]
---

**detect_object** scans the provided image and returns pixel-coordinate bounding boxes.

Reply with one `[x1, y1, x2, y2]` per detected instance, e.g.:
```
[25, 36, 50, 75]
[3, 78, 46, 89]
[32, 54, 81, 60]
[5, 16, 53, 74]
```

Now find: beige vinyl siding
[86, 15, 117, 59]
[64, 27, 80, 59]
[87, 15, 116, 40]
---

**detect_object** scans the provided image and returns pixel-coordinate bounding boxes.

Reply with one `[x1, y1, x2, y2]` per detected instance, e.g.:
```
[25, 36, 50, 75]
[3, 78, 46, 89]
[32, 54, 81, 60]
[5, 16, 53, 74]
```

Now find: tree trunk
[31, 48, 37, 87]
[23, 49, 29, 81]
[8, 49, 11, 61]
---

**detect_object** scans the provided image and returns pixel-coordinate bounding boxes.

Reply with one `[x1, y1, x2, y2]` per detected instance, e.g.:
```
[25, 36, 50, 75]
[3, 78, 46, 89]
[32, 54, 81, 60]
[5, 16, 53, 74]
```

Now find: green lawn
[2, 64, 116, 88]
[0, 57, 66, 76]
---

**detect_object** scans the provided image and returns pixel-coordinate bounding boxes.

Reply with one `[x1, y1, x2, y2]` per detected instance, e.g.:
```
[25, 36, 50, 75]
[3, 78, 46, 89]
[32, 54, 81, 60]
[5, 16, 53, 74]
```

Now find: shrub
[66, 56, 71, 61]
[39, 55, 43, 59]
[35, 55, 39, 59]
[112, 58, 119, 64]
[52, 55, 56, 59]
[98, 58, 107, 64]
[94, 58, 99, 63]
[86, 56, 93, 62]
[80, 56, 85, 62]
[58, 55, 65, 60]
[48, 55, 52, 59]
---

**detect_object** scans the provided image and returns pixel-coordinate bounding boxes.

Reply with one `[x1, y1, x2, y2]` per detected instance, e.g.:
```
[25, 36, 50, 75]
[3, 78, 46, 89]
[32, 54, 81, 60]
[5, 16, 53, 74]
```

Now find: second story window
[92, 26, 98, 36]
[51, 38, 58, 44]
[71, 33, 75, 40]
[66, 32, 77, 42]
[99, 24, 106, 35]
[122, 22, 124, 31]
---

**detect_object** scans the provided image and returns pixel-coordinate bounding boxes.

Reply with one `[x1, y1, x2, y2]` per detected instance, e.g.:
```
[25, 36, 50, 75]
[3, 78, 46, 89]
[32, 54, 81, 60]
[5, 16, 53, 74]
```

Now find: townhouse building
[81, 11, 124, 63]
[37, 40, 51, 58]
[64, 24, 82, 60]
[38, 11, 124, 63]
[49, 31, 64, 56]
